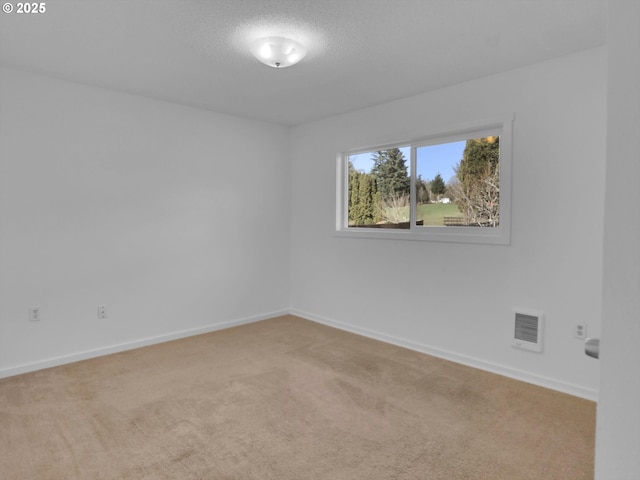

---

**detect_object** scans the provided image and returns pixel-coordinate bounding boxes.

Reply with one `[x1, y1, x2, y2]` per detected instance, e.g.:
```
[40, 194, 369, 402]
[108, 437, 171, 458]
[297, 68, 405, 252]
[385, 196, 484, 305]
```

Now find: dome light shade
[250, 36, 307, 68]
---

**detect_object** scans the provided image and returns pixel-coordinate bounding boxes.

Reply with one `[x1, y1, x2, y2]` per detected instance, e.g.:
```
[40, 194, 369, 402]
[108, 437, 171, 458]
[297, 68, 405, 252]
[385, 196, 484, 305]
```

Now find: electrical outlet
[97, 305, 107, 319]
[574, 322, 587, 340]
[29, 306, 40, 322]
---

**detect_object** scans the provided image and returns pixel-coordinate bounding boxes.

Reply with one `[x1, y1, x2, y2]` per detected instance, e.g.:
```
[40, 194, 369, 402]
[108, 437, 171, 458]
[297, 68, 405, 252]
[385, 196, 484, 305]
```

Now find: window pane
[416, 136, 499, 227]
[348, 147, 410, 229]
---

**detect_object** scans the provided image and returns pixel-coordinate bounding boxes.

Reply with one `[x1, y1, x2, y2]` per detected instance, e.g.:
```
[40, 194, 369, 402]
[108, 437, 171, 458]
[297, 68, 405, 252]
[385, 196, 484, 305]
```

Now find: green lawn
[417, 203, 463, 226]
[351, 202, 463, 227]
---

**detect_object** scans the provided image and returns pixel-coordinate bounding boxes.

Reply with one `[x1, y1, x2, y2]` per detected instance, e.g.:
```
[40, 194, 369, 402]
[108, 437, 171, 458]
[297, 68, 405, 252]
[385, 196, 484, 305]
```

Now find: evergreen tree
[371, 148, 410, 201]
[348, 162, 360, 223]
[431, 173, 447, 197]
[348, 170, 379, 225]
[416, 175, 430, 204]
[457, 136, 499, 184]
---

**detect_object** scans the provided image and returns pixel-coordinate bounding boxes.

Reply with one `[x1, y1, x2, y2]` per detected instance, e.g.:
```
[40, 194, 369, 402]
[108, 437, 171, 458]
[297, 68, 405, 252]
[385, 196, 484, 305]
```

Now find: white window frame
[336, 115, 513, 245]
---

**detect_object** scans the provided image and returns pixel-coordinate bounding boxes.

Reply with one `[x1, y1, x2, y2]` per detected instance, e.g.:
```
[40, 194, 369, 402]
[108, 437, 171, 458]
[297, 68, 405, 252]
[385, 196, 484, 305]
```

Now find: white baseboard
[289, 308, 598, 402]
[0, 309, 289, 380]
[0, 307, 598, 402]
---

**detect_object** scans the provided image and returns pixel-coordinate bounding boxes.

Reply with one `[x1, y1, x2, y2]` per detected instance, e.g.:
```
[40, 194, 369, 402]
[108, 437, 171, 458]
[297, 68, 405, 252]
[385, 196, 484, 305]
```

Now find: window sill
[334, 226, 510, 245]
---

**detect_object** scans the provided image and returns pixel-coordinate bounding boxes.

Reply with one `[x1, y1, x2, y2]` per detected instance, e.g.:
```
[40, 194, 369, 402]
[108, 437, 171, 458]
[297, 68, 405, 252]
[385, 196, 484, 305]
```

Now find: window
[336, 116, 512, 244]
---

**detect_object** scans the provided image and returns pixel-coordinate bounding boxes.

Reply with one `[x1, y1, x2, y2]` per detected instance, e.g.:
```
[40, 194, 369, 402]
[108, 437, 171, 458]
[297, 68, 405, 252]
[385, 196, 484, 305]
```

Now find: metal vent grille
[513, 310, 544, 352]
[514, 313, 539, 343]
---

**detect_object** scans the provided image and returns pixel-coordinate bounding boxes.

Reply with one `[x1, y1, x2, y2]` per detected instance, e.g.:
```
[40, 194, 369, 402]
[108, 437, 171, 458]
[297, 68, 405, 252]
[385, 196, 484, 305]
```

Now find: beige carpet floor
[0, 315, 595, 479]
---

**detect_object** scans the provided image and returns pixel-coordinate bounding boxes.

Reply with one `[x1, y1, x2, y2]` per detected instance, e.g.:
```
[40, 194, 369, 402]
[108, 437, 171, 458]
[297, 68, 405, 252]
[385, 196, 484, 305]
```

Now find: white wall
[595, 1, 640, 477]
[0, 68, 291, 375]
[290, 47, 606, 400]
[0, 49, 610, 401]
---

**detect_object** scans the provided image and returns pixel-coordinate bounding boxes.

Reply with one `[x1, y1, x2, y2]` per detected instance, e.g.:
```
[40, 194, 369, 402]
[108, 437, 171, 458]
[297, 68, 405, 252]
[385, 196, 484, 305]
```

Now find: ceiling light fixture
[250, 36, 307, 68]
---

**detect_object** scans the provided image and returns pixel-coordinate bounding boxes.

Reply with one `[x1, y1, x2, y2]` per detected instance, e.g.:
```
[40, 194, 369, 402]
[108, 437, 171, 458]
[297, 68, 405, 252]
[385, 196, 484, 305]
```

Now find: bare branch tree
[377, 192, 410, 224]
[450, 163, 500, 226]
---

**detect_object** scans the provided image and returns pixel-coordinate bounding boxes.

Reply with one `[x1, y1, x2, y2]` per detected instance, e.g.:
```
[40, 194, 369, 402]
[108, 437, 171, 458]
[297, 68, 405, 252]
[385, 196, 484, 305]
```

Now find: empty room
[1, 1, 638, 479]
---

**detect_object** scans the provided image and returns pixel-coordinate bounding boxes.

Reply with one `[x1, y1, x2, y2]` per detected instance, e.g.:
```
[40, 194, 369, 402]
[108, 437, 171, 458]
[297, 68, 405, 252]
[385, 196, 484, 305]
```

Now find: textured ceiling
[0, 0, 606, 126]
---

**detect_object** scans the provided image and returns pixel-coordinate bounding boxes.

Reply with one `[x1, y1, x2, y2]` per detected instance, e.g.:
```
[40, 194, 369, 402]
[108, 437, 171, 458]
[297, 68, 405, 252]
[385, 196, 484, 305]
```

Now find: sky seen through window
[349, 140, 466, 184]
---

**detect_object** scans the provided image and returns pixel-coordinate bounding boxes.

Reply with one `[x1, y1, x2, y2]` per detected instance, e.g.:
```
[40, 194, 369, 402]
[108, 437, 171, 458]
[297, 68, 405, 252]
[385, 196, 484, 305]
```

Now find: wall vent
[512, 310, 544, 352]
